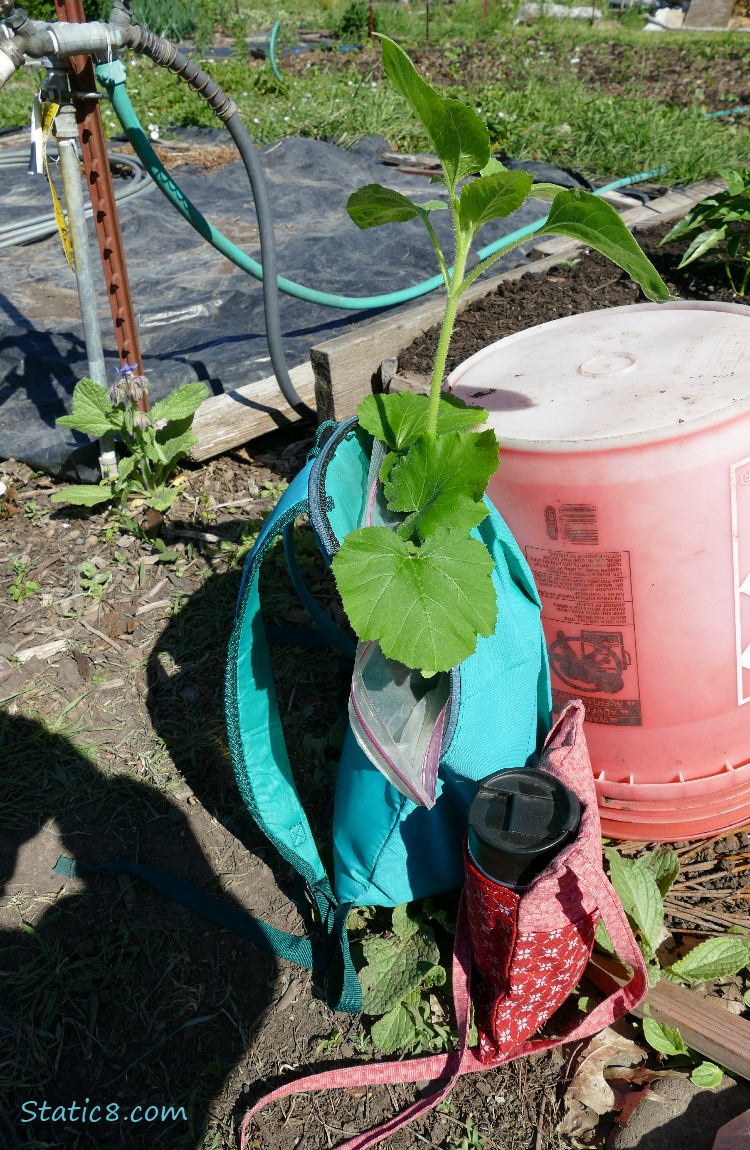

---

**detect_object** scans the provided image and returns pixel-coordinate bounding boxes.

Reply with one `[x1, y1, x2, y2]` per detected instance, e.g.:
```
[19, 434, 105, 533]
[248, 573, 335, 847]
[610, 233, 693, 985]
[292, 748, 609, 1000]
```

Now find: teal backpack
[224, 417, 552, 1013]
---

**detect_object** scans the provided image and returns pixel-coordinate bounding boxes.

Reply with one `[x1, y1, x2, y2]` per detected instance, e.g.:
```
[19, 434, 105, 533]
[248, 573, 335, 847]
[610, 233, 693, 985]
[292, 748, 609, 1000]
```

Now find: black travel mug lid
[467, 769, 581, 886]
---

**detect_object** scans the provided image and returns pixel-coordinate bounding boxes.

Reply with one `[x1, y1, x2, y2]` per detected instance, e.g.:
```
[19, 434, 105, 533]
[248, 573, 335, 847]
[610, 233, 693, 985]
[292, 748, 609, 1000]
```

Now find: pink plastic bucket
[449, 300, 750, 841]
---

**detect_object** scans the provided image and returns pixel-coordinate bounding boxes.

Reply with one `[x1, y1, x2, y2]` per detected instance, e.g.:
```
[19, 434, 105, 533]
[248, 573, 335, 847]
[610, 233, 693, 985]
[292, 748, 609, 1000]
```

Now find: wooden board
[684, 0, 735, 28]
[587, 954, 750, 1082]
[188, 360, 315, 462]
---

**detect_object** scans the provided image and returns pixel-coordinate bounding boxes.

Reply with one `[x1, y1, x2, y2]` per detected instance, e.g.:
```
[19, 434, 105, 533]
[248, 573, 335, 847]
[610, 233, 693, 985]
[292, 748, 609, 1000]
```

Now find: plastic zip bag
[347, 437, 451, 807]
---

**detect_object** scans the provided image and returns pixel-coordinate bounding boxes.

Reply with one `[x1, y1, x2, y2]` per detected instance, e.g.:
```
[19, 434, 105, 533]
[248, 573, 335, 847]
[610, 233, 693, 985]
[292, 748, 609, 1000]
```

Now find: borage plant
[332, 36, 671, 675]
[51, 365, 208, 515]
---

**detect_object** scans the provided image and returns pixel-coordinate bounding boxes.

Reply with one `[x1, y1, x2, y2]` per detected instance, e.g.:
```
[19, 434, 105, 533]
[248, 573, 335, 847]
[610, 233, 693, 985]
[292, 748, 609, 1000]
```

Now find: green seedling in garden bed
[79, 560, 110, 600]
[6, 557, 40, 603]
[661, 168, 750, 296]
[51, 365, 208, 518]
[597, 846, 750, 1086]
[332, 35, 671, 675]
[350, 899, 462, 1055]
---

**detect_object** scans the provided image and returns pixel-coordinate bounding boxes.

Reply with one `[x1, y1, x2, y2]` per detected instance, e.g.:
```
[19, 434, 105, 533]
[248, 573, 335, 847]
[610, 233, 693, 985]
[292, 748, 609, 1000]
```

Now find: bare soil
[284, 35, 750, 115]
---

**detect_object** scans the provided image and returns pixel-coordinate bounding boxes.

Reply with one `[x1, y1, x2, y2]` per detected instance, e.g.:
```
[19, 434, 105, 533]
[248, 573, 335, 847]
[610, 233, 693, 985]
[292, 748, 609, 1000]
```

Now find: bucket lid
[449, 301, 750, 446]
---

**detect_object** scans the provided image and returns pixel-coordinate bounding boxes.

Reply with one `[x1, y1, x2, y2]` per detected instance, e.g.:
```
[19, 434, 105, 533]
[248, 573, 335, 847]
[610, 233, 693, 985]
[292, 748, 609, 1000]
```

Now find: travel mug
[463, 738, 598, 1063]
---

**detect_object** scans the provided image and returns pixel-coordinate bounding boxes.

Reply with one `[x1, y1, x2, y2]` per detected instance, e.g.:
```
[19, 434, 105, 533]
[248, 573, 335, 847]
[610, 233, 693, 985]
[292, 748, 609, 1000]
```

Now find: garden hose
[119, 22, 313, 418]
[102, 70, 671, 312]
[0, 148, 151, 248]
[268, 19, 283, 84]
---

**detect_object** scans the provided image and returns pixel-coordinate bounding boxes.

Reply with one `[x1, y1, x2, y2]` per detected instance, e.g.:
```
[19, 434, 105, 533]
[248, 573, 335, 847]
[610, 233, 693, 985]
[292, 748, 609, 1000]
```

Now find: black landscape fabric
[0, 132, 567, 476]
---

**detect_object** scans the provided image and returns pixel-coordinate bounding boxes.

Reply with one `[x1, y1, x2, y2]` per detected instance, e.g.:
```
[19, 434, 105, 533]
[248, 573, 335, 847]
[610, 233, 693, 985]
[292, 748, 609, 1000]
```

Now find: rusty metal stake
[53, 0, 147, 411]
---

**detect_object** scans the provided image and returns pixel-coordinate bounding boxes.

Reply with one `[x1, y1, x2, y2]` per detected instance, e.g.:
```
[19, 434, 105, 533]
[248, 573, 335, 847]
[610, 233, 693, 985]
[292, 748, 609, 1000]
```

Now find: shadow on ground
[0, 712, 280, 1150]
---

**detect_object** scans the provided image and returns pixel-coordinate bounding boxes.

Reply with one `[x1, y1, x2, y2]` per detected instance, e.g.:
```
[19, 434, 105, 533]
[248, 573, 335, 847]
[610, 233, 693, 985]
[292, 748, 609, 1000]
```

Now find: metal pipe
[54, 95, 116, 477]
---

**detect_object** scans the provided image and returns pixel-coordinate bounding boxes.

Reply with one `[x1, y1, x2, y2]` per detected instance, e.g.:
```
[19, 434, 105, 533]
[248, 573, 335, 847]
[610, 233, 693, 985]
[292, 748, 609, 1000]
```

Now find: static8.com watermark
[21, 1099, 188, 1125]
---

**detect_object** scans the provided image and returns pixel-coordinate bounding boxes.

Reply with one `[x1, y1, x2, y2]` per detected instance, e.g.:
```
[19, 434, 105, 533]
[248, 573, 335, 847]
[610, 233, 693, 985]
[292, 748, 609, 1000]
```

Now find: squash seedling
[332, 35, 672, 675]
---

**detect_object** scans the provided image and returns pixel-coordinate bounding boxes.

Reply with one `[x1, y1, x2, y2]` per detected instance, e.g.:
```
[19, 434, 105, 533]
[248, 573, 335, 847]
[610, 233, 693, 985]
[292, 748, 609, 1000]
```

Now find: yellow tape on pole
[41, 101, 75, 272]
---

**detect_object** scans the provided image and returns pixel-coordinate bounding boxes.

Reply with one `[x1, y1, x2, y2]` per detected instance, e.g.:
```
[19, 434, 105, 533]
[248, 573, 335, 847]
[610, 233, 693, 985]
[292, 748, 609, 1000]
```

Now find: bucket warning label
[526, 548, 642, 727]
[731, 456, 750, 706]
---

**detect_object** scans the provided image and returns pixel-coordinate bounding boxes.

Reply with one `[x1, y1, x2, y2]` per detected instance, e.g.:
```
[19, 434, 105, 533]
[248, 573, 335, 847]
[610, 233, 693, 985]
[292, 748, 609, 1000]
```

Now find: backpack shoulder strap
[226, 460, 361, 1013]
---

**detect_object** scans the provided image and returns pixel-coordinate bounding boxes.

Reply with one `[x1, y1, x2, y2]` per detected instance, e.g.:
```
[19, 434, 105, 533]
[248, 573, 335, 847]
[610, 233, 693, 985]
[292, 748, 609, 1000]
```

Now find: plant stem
[426, 229, 469, 437]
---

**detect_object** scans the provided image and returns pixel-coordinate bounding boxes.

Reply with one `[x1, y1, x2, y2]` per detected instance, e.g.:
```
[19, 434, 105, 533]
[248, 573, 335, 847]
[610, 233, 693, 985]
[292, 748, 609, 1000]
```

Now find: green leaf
[665, 936, 750, 984]
[526, 181, 569, 201]
[458, 170, 533, 234]
[392, 903, 422, 941]
[57, 377, 119, 438]
[347, 184, 422, 229]
[641, 847, 681, 898]
[538, 189, 672, 302]
[677, 227, 727, 268]
[371, 1003, 418, 1054]
[605, 848, 664, 949]
[691, 1062, 724, 1089]
[332, 525, 497, 673]
[642, 1016, 687, 1057]
[145, 488, 179, 512]
[595, 918, 616, 956]
[154, 421, 196, 476]
[357, 392, 486, 454]
[378, 35, 489, 189]
[149, 381, 209, 425]
[479, 156, 506, 176]
[359, 921, 442, 1015]
[723, 169, 748, 197]
[660, 212, 703, 245]
[117, 455, 137, 482]
[384, 430, 498, 541]
[743, 988, 750, 1008]
[49, 484, 114, 507]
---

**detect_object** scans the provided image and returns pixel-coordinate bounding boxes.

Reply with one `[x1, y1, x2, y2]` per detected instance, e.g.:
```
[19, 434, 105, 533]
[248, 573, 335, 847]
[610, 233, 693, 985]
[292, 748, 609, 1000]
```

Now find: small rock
[609, 1075, 750, 1149]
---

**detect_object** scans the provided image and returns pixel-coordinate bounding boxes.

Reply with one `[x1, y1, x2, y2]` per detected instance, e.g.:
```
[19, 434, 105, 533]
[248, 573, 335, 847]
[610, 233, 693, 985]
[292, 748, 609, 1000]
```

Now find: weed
[315, 1029, 343, 1055]
[23, 500, 43, 523]
[336, 0, 372, 42]
[600, 846, 750, 1085]
[6, 557, 41, 603]
[447, 1115, 487, 1150]
[51, 365, 208, 516]
[79, 559, 111, 600]
[260, 479, 289, 501]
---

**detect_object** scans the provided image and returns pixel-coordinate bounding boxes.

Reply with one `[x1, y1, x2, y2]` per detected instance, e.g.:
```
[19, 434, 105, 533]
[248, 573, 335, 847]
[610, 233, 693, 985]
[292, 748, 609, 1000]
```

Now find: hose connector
[0, 35, 22, 90]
